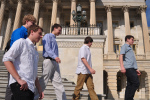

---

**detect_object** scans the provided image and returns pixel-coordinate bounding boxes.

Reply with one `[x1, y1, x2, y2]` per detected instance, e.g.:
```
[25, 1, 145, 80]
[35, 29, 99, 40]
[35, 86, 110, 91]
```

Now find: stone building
[0, 0, 150, 99]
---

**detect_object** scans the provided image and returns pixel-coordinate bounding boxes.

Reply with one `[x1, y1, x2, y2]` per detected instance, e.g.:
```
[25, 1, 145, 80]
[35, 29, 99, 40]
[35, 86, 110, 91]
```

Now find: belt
[44, 57, 55, 61]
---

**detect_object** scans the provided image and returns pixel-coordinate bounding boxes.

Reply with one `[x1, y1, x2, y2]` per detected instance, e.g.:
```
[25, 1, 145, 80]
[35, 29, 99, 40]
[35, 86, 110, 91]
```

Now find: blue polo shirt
[10, 26, 28, 47]
[120, 43, 137, 69]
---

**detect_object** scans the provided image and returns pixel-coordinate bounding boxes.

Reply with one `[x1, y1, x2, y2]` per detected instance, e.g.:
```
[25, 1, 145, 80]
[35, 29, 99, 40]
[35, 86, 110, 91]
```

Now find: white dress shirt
[76, 45, 92, 74]
[3, 38, 39, 92]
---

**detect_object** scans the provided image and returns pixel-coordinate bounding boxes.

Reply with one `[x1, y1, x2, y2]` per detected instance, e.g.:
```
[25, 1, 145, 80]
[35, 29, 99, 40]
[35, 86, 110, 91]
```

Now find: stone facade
[0, 0, 150, 99]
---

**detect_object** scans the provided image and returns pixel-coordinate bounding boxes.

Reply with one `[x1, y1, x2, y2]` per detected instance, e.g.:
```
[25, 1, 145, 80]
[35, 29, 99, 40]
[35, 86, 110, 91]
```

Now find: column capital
[89, 0, 95, 2]
[52, 0, 59, 2]
[122, 5, 130, 13]
[18, 0, 24, 3]
[139, 5, 147, 13]
[105, 5, 113, 12]
[34, 0, 40, 3]
[0, 0, 6, 4]
[70, 0, 76, 2]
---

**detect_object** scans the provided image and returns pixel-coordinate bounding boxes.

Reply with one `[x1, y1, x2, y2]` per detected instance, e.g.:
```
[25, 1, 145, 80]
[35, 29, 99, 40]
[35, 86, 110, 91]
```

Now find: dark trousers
[10, 82, 34, 100]
[125, 68, 140, 100]
[5, 72, 12, 100]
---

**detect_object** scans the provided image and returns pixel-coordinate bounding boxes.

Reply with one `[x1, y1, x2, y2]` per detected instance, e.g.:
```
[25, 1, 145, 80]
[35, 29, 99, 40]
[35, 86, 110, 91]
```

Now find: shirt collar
[21, 26, 27, 32]
[26, 38, 34, 46]
[50, 33, 56, 38]
[83, 44, 90, 48]
[125, 43, 131, 47]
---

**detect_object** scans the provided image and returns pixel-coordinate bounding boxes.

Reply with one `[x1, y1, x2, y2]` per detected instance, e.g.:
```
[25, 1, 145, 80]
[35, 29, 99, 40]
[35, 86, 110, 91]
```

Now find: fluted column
[50, 0, 58, 32]
[105, 5, 116, 59]
[36, 9, 44, 49]
[90, 0, 96, 25]
[70, 0, 76, 26]
[33, 0, 40, 24]
[139, 5, 150, 59]
[13, 0, 23, 31]
[122, 5, 130, 35]
[2, 9, 13, 50]
[56, 8, 60, 24]
[0, 0, 6, 35]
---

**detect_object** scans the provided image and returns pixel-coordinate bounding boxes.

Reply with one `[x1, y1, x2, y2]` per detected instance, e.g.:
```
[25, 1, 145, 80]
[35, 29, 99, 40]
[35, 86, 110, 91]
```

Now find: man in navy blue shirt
[5, 14, 36, 100]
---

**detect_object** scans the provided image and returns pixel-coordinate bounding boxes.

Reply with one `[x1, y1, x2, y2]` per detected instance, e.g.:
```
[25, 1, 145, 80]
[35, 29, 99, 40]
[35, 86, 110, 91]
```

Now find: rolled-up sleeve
[3, 39, 22, 62]
[80, 47, 87, 59]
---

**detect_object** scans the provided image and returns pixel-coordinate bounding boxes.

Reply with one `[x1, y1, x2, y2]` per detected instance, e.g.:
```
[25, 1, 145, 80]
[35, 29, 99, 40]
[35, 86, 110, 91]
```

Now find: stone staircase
[0, 51, 90, 100]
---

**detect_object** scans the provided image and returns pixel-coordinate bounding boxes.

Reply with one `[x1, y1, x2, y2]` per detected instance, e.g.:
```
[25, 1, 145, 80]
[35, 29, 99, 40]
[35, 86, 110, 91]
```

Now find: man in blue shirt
[5, 14, 36, 100]
[34, 24, 67, 100]
[10, 14, 36, 47]
[119, 35, 141, 100]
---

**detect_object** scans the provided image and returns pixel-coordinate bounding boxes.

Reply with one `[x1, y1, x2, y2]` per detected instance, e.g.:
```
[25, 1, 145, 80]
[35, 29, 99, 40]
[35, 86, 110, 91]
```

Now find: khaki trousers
[73, 73, 99, 100]
[34, 59, 67, 100]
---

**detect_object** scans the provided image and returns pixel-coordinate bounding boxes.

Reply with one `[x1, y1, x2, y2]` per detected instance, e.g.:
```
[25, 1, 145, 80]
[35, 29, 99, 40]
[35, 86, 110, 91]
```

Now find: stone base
[37, 46, 43, 51]
[107, 52, 117, 59]
[146, 52, 150, 59]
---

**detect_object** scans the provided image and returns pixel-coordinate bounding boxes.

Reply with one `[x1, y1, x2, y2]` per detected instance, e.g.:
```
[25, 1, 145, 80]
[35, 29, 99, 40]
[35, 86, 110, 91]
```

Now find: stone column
[50, 0, 58, 32]
[90, 0, 96, 25]
[0, 0, 6, 35]
[122, 5, 130, 35]
[2, 9, 13, 50]
[105, 5, 116, 59]
[56, 8, 60, 24]
[13, 0, 23, 31]
[33, 0, 40, 24]
[70, 0, 76, 26]
[36, 9, 44, 51]
[139, 5, 150, 59]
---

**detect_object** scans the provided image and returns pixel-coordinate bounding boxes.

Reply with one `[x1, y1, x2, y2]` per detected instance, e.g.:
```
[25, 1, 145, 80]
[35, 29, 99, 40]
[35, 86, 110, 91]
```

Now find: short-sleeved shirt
[10, 26, 28, 47]
[120, 43, 137, 69]
[76, 45, 92, 74]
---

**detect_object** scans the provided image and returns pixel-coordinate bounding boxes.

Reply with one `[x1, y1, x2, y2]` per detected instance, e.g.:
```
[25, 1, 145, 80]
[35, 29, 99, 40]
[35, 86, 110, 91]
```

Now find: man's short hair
[84, 36, 93, 44]
[125, 35, 134, 42]
[28, 25, 43, 37]
[51, 24, 62, 32]
[22, 14, 36, 25]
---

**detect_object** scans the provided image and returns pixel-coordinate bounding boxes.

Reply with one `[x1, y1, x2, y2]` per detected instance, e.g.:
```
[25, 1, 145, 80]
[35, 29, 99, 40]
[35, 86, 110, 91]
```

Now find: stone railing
[103, 54, 146, 60]
[61, 25, 102, 35]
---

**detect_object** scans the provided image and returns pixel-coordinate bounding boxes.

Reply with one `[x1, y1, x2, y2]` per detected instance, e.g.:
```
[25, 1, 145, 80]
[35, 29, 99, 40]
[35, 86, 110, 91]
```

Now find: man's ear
[30, 30, 34, 35]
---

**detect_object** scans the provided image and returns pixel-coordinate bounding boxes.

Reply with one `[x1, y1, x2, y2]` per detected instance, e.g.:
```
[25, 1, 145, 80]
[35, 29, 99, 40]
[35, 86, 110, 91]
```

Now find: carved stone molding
[105, 5, 113, 12]
[57, 41, 103, 48]
[139, 5, 147, 13]
[122, 5, 130, 13]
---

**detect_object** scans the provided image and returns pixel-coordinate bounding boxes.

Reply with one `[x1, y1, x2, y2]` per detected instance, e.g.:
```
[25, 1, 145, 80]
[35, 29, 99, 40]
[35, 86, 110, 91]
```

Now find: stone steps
[0, 51, 90, 100]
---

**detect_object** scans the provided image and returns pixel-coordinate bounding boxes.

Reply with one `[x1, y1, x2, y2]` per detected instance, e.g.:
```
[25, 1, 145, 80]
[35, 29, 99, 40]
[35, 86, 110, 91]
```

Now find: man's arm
[81, 58, 96, 74]
[3, 39, 28, 90]
[43, 37, 61, 63]
[4, 61, 28, 90]
[119, 54, 126, 73]
[35, 77, 44, 99]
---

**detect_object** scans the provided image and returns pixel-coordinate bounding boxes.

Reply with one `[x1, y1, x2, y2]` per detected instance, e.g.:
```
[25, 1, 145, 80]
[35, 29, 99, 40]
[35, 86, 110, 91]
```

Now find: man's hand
[121, 67, 126, 74]
[39, 91, 44, 100]
[136, 70, 141, 76]
[17, 78, 28, 91]
[55, 57, 61, 63]
[89, 68, 96, 74]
